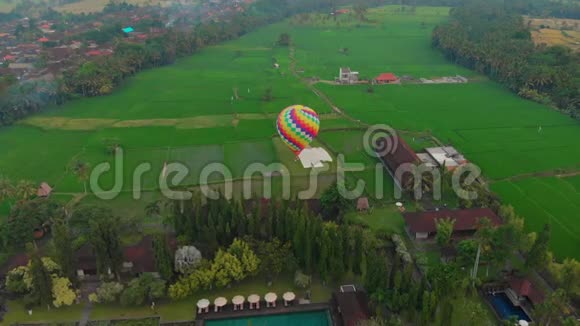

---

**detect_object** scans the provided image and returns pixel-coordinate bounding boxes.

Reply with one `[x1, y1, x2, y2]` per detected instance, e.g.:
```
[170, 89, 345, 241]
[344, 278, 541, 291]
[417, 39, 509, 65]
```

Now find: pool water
[488, 293, 531, 322]
[205, 310, 332, 326]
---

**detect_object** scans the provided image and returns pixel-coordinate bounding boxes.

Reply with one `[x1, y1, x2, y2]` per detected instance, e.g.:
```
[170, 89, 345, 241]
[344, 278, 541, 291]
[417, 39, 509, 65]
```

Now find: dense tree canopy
[433, 2, 580, 118]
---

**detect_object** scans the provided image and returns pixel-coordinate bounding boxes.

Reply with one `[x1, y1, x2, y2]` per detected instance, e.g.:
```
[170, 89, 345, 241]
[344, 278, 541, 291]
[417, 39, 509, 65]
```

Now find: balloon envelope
[276, 105, 320, 155]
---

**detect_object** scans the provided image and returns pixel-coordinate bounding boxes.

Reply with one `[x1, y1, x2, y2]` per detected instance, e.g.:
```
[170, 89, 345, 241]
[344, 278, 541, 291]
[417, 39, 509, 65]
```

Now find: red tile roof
[86, 49, 113, 56]
[510, 277, 545, 305]
[335, 289, 370, 326]
[357, 197, 369, 210]
[376, 135, 419, 186]
[37, 182, 52, 197]
[375, 73, 398, 82]
[38, 37, 49, 43]
[403, 208, 501, 234]
[123, 235, 155, 273]
[3, 55, 15, 60]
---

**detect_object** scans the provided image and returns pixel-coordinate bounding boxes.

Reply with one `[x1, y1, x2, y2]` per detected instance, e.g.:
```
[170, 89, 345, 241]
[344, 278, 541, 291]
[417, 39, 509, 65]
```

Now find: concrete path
[79, 301, 93, 326]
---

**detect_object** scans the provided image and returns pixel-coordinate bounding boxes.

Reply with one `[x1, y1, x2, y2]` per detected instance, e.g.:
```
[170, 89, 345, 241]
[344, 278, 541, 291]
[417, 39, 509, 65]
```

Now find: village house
[402, 207, 502, 240]
[375, 134, 421, 190]
[337, 67, 359, 84]
[37, 182, 52, 197]
[357, 197, 369, 212]
[333, 285, 371, 326]
[507, 277, 545, 306]
[417, 146, 468, 171]
[374, 72, 399, 84]
[72, 234, 178, 281]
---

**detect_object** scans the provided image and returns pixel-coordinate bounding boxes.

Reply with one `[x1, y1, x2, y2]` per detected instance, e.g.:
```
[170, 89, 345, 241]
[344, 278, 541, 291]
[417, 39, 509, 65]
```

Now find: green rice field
[491, 176, 580, 259]
[0, 6, 579, 259]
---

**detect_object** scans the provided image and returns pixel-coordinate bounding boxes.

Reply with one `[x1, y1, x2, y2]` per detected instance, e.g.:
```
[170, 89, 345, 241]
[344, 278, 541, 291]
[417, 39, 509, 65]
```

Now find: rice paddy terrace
[1, 6, 579, 259]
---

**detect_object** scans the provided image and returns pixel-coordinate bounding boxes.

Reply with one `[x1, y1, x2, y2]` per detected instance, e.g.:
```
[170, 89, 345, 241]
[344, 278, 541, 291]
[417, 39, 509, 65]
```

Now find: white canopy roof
[298, 147, 333, 169]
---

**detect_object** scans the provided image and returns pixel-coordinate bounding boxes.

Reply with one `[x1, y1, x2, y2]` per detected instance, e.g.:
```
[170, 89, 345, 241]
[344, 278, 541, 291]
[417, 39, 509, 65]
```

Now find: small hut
[37, 182, 52, 197]
[357, 197, 369, 212]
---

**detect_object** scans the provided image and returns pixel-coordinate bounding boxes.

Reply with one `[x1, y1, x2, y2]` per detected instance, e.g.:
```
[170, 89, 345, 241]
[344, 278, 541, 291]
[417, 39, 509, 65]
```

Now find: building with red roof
[37, 182, 52, 197]
[375, 134, 420, 189]
[3, 55, 16, 61]
[375, 72, 399, 84]
[507, 277, 545, 306]
[403, 207, 502, 240]
[333, 285, 370, 326]
[38, 37, 49, 43]
[123, 235, 156, 275]
[86, 49, 113, 57]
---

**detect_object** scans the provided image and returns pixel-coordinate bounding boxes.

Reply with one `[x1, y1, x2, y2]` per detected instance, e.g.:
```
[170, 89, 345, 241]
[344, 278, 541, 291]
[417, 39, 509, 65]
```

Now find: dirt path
[488, 168, 580, 184]
[288, 46, 364, 126]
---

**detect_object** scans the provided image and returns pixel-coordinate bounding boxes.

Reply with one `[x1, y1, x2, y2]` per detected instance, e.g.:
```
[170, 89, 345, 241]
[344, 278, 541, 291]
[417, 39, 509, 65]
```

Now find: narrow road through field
[288, 45, 365, 126]
[488, 168, 580, 183]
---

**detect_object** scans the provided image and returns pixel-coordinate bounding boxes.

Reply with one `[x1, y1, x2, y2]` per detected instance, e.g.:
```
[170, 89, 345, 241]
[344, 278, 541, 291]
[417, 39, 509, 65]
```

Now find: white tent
[298, 147, 333, 169]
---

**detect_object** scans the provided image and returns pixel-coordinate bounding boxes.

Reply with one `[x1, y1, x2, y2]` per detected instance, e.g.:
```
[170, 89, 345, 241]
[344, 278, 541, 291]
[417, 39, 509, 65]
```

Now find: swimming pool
[488, 293, 531, 322]
[204, 310, 332, 326]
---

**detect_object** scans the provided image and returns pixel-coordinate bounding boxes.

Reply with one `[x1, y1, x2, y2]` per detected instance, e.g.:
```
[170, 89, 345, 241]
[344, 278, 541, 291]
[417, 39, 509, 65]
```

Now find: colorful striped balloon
[276, 105, 320, 155]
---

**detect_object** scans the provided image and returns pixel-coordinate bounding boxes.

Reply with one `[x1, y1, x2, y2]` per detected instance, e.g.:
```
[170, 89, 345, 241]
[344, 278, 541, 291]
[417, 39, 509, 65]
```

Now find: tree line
[2, 180, 578, 321]
[432, 2, 579, 118]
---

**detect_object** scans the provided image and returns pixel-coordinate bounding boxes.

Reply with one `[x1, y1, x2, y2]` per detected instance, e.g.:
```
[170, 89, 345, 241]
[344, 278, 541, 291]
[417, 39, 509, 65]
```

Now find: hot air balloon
[276, 105, 320, 155]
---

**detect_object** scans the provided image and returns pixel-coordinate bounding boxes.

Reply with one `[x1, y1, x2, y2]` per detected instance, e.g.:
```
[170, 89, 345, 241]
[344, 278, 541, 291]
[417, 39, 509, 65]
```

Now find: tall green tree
[364, 251, 388, 294]
[89, 214, 123, 279]
[292, 212, 306, 267]
[526, 224, 551, 270]
[435, 217, 455, 247]
[28, 251, 54, 310]
[534, 288, 568, 326]
[353, 227, 364, 275]
[52, 219, 75, 282]
[153, 233, 174, 280]
[70, 160, 90, 194]
[320, 182, 351, 220]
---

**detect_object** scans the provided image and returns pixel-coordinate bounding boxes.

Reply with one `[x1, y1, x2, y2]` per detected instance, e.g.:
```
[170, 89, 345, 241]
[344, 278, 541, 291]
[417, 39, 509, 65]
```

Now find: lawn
[89, 275, 331, 322]
[344, 206, 405, 234]
[445, 295, 497, 326]
[2, 275, 332, 324]
[2, 300, 85, 325]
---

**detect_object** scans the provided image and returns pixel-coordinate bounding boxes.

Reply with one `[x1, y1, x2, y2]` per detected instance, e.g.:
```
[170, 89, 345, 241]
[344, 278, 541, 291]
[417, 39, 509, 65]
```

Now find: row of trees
[0, 0, 352, 127]
[167, 239, 260, 300]
[6, 251, 76, 309]
[167, 195, 366, 283]
[432, 2, 579, 118]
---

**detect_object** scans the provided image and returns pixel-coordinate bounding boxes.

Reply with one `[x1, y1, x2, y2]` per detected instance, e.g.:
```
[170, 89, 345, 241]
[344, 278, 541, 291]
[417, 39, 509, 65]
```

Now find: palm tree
[145, 200, 161, 218]
[535, 289, 568, 326]
[0, 176, 15, 207]
[70, 160, 90, 194]
[473, 218, 494, 279]
[161, 198, 176, 231]
[14, 179, 36, 201]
